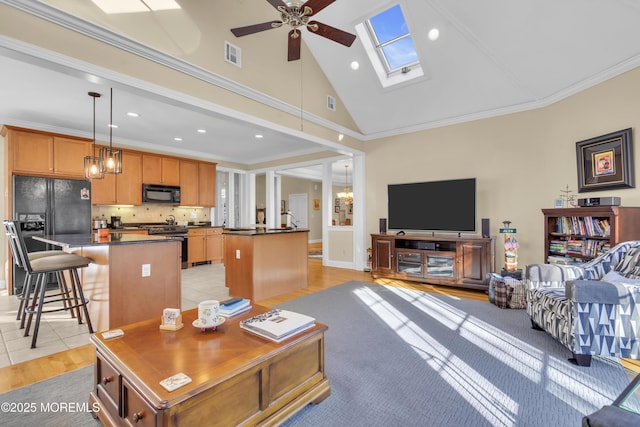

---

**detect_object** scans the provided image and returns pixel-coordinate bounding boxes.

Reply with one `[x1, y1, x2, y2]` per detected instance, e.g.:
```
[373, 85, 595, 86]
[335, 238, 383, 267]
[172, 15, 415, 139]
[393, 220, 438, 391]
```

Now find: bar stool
[3, 221, 65, 322]
[4, 220, 94, 348]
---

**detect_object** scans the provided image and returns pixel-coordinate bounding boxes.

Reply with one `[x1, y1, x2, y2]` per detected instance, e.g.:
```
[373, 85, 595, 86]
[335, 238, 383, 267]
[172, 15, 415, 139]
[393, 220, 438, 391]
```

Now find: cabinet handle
[132, 411, 144, 422]
[101, 376, 112, 385]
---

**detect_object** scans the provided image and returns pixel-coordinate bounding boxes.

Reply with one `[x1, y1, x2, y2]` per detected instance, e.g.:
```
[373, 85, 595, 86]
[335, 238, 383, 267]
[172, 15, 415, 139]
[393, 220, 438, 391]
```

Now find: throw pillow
[614, 247, 640, 277]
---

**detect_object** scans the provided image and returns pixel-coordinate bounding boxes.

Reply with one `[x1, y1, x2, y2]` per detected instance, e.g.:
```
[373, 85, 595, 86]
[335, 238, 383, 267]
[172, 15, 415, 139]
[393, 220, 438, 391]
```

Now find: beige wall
[328, 229, 354, 262]
[365, 66, 640, 268]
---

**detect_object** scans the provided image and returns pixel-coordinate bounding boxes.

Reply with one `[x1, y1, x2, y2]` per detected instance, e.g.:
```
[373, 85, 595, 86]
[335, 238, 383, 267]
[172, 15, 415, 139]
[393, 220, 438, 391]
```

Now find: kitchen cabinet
[188, 227, 223, 266]
[142, 154, 180, 186]
[179, 160, 199, 206]
[92, 150, 142, 205]
[2, 125, 90, 178]
[198, 162, 216, 207]
[179, 160, 217, 207]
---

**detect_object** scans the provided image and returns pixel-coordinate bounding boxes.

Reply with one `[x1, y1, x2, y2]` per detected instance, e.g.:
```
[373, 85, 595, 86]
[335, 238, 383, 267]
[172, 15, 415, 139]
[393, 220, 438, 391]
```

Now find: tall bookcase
[542, 207, 640, 264]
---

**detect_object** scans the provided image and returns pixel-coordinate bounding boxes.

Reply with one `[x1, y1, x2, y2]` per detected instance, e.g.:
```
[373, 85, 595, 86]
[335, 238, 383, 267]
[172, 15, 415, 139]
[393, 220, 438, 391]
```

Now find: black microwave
[142, 184, 181, 204]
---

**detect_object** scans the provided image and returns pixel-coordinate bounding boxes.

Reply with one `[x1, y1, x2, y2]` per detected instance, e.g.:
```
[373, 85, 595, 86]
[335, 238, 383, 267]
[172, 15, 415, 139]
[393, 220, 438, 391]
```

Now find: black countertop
[33, 233, 183, 248]
[222, 227, 308, 236]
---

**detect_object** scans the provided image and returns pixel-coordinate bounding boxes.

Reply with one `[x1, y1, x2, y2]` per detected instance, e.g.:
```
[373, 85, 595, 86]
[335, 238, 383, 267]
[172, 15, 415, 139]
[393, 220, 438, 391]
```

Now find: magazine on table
[240, 309, 315, 342]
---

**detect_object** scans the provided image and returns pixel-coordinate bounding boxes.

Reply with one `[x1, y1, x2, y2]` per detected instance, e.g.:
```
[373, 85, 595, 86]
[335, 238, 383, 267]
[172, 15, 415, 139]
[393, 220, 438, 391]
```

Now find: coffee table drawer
[96, 353, 120, 416]
[123, 378, 157, 427]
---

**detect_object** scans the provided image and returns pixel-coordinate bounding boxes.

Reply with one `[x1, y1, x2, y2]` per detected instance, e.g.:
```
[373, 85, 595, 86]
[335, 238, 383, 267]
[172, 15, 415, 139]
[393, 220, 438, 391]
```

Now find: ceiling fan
[230, 0, 356, 61]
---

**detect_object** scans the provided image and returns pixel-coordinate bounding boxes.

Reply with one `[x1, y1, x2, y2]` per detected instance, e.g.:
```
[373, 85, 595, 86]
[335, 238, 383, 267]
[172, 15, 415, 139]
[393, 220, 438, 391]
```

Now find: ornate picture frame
[576, 128, 634, 192]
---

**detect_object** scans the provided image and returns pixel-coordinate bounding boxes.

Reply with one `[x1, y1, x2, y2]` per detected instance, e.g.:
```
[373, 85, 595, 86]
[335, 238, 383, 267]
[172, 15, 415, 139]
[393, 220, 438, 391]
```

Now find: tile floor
[0, 263, 228, 367]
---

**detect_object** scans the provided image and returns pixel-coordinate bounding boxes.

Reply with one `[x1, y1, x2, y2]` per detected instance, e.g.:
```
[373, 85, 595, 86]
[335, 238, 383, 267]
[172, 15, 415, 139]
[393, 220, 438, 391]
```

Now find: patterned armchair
[525, 241, 640, 366]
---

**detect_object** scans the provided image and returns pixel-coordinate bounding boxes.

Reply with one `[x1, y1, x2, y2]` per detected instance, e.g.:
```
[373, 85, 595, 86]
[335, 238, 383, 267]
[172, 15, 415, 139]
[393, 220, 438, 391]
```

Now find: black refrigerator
[12, 175, 92, 293]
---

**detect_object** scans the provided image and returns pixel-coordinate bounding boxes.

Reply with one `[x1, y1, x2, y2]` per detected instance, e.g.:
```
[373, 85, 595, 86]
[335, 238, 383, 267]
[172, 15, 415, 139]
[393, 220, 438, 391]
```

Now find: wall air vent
[327, 95, 336, 112]
[225, 41, 241, 67]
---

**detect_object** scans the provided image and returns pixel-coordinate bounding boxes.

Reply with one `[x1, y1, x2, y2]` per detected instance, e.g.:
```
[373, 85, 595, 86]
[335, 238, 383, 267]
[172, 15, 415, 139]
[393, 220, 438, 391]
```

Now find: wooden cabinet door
[373, 236, 393, 273]
[179, 160, 199, 206]
[91, 174, 116, 205]
[11, 130, 53, 174]
[161, 157, 180, 186]
[188, 229, 206, 264]
[116, 152, 142, 205]
[198, 162, 216, 207]
[142, 154, 162, 185]
[206, 228, 223, 263]
[458, 241, 485, 284]
[53, 136, 90, 177]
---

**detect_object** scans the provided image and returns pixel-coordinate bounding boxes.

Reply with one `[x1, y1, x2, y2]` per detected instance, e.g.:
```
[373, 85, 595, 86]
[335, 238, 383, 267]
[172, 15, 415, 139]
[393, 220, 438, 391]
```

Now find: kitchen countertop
[222, 227, 308, 235]
[33, 233, 183, 248]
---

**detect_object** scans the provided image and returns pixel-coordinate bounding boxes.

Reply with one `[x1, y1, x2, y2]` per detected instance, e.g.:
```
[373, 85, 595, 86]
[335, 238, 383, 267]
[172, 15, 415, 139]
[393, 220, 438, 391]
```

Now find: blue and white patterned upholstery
[525, 241, 640, 364]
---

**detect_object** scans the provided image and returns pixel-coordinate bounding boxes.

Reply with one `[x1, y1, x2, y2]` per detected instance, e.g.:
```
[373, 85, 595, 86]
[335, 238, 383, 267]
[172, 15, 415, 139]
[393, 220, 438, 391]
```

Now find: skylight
[91, 0, 181, 14]
[356, 4, 423, 88]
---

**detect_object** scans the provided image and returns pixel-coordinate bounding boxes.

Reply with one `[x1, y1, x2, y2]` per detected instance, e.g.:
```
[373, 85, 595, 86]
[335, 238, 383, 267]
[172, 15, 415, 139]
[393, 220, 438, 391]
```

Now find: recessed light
[338, 133, 344, 141]
[428, 28, 440, 41]
[255, 134, 263, 139]
[174, 137, 182, 142]
[350, 61, 359, 70]
[127, 112, 139, 117]
[197, 129, 207, 133]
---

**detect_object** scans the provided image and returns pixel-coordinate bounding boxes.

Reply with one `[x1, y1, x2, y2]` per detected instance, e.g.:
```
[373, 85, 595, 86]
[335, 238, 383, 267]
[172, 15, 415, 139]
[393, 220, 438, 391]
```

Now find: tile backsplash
[92, 204, 211, 225]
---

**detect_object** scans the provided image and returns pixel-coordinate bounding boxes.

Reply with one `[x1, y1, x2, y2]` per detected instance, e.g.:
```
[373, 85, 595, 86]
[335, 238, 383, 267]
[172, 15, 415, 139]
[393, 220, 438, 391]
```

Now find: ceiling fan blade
[302, 0, 336, 16]
[231, 21, 282, 37]
[265, 0, 289, 11]
[307, 21, 356, 47]
[288, 29, 301, 61]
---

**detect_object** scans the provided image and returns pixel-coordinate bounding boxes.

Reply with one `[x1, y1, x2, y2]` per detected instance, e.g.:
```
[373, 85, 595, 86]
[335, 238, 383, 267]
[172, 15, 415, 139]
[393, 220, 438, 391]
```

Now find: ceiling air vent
[225, 41, 241, 67]
[327, 95, 336, 112]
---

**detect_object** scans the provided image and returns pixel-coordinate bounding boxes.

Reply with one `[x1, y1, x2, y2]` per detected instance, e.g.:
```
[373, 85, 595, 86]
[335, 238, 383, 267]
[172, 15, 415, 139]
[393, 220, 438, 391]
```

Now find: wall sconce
[100, 88, 123, 174]
[84, 91, 104, 179]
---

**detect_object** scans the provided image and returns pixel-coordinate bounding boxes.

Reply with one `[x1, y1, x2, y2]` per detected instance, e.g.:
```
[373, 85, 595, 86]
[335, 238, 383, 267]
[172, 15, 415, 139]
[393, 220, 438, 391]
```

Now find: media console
[371, 233, 495, 290]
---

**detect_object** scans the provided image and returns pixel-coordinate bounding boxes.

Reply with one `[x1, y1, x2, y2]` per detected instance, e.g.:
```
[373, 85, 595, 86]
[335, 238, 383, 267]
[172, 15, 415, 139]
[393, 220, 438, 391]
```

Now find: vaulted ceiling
[1, 0, 640, 169]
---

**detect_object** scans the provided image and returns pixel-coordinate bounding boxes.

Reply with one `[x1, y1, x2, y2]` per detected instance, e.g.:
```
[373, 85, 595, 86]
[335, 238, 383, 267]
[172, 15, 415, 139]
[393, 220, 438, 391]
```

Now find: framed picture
[554, 198, 564, 208]
[334, 206, 340, 213]
[348, 205, 353, 214]
[313, 199, 320, 210]
[281, 200, 285, 213]
[334, 198, 340, 207]
[576, 128, 634, 192]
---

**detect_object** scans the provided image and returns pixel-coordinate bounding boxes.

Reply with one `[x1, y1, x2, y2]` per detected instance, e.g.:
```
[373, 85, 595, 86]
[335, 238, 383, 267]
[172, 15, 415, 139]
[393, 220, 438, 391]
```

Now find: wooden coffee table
[89, 305, 330, 426]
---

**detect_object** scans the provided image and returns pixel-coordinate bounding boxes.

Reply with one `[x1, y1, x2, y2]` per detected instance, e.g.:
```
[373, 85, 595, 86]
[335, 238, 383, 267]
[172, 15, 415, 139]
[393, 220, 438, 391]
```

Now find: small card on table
[160, 372, 192, 392]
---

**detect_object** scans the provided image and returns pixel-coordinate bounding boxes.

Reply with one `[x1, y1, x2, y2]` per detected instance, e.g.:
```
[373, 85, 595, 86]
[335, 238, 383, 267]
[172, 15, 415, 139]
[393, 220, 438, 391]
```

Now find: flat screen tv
[388, 178, 476, 232]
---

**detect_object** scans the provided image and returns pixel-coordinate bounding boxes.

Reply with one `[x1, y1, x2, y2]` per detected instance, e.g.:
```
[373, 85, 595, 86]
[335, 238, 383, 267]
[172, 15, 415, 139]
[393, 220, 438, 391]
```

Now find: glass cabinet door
[425, 254, 454, 278]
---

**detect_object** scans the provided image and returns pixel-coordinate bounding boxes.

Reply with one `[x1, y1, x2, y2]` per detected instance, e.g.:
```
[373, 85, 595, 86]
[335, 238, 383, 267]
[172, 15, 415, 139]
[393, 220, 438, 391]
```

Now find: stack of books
[240, 309, 315, 342]
[219, 298, 251, 317]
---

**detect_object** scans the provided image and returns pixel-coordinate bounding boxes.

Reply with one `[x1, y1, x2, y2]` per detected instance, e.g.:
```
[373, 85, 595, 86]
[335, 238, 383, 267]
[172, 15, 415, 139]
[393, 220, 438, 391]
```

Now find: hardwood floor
[0, 258, 636, 393]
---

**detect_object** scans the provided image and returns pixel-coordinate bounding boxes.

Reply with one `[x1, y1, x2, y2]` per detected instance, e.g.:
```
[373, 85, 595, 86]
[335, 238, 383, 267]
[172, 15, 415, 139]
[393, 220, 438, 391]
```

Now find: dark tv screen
[387, 178, 476, 232]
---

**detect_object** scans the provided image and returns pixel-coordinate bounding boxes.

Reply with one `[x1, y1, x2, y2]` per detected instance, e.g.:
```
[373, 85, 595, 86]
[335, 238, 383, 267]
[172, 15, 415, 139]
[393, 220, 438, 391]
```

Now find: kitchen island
[34, 233, 182, 332]
[223, 228, 309, 302]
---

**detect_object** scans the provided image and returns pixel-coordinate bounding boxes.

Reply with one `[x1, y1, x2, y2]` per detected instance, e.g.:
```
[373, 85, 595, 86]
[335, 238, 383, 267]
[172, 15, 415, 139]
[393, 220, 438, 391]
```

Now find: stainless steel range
[143, 225, 189, 269]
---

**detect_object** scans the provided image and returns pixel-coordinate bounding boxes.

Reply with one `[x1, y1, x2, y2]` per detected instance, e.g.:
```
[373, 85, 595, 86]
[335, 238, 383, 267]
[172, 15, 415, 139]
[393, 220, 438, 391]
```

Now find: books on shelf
[240, 309, 315, 343]
[552, 216, 610, 238]
[219, 298, 251, 317]
[547, 239, 609, 258]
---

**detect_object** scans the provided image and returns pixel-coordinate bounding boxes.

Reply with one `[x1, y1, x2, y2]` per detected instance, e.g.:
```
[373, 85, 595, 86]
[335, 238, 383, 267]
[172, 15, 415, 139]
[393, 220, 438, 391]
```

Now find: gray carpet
[0, 281, 633, 426]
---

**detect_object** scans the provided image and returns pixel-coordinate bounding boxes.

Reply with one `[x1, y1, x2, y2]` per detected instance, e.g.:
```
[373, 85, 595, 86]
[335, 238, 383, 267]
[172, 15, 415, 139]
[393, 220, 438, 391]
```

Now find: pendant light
[337, 164, 353, 205]
[84, 91, 104, 179]
[100, 88, 123, 174]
